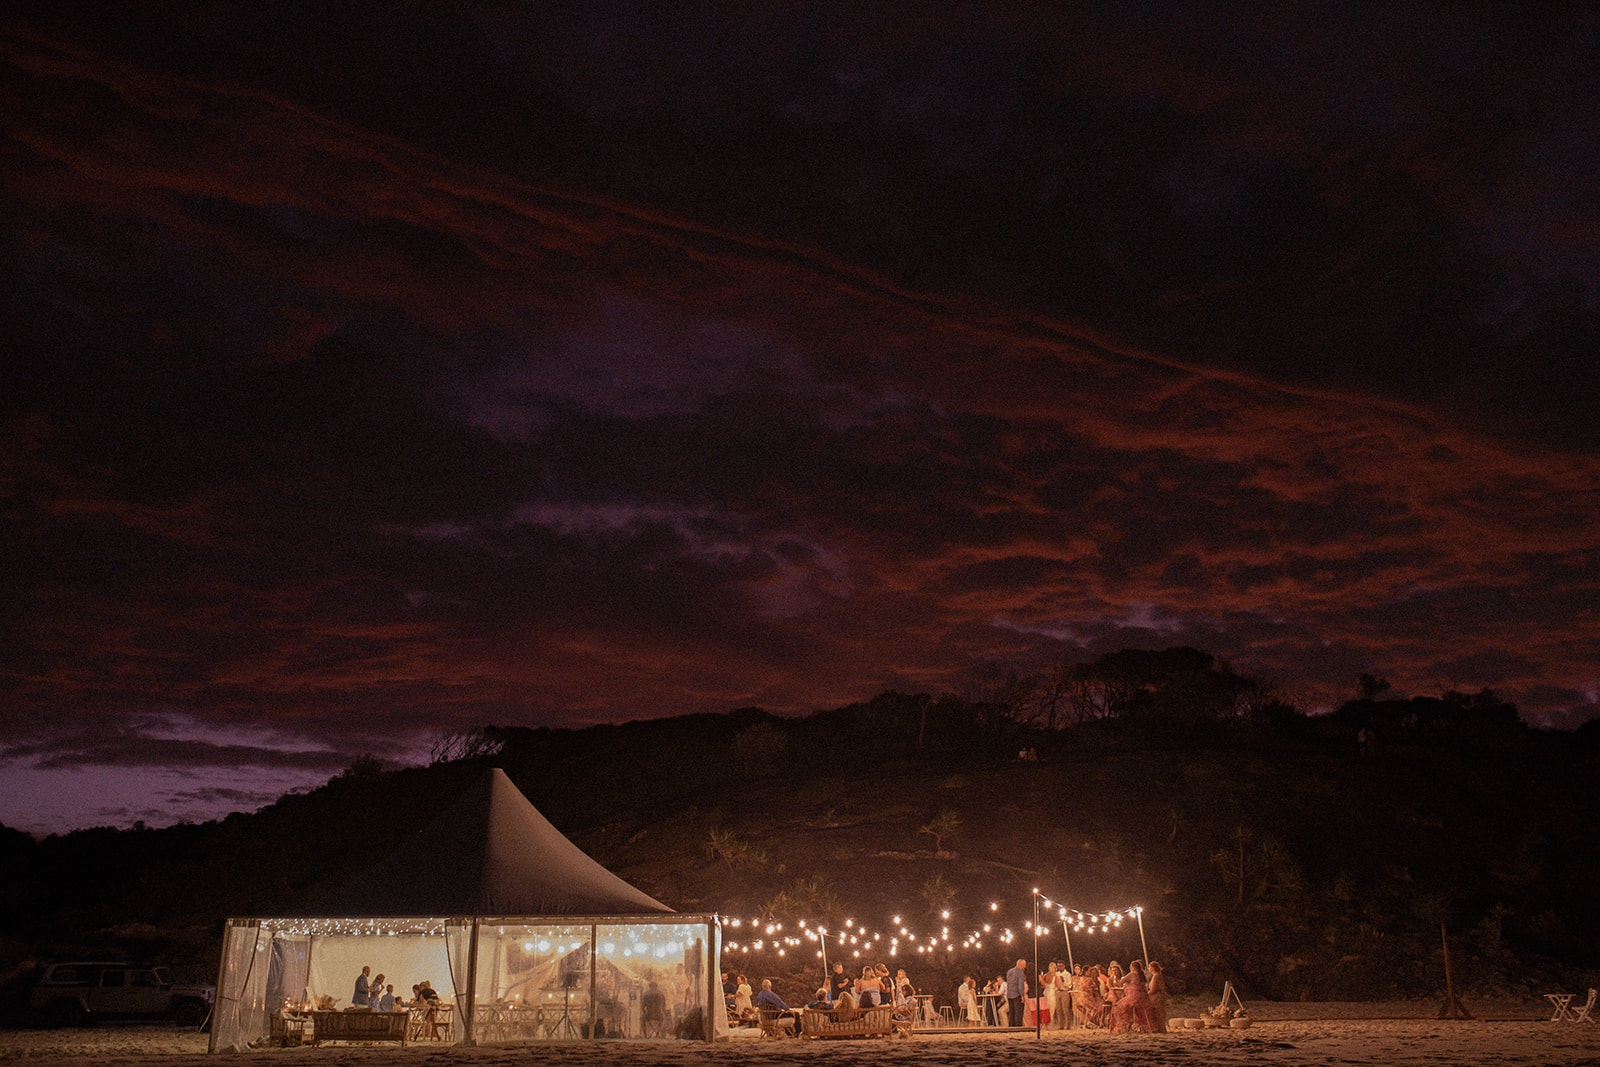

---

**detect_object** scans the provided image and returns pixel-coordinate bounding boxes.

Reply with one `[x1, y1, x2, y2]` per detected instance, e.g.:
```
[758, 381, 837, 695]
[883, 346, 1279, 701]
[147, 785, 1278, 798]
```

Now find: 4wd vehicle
[29, 961, 214, 1028]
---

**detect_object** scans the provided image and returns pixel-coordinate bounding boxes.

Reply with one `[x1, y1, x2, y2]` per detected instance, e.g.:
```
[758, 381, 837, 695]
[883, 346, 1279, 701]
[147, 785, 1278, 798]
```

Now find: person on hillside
[1004, 959, 1028, 1028]
[1109, 959, 1153, 1033]
[1146, 961, 1169, 1033]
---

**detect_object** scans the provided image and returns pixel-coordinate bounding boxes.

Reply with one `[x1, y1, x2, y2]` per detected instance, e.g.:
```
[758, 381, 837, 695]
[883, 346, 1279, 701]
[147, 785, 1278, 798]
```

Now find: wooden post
[1437, 922, 1472, 1019]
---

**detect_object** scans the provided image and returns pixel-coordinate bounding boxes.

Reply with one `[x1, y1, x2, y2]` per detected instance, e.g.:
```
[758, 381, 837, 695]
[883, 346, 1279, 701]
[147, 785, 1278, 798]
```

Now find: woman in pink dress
[1109, 960, 1153, 1034]
[1075, 966, 1104, 1028]
[1146, 961, 1169, 1033]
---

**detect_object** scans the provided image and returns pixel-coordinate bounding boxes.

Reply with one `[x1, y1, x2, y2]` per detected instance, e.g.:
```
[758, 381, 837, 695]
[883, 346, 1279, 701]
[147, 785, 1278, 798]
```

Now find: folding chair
[1573, 989, 1597, 1023]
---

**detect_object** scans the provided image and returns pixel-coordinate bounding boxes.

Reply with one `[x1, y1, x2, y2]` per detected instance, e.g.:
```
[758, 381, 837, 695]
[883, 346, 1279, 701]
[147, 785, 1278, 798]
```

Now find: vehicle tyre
[44, 1000, 84, 1028]
[173, 1001, 206, 1028]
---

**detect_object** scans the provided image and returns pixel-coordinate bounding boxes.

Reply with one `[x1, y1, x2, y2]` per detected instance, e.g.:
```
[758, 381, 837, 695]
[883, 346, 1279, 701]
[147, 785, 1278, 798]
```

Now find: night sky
[3, 2, 1598, 836]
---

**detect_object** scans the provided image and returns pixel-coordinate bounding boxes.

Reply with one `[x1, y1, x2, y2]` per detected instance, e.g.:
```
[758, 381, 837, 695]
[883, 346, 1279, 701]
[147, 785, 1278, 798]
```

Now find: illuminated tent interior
[209, 769, 721, 1049]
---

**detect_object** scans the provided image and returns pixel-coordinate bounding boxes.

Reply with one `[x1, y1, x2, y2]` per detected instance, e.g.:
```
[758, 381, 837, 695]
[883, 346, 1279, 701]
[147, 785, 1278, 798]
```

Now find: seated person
[831, 990, 858, 1022]
[640, 981, 668, 1037]
[805, 986, 831, 1010]
[754, 979, 799, 1036]
[414, 981, 444, 1037]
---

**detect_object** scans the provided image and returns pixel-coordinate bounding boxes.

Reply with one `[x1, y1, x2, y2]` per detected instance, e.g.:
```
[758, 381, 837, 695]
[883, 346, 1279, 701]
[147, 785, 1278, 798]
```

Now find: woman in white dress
[959, 976, 983, 1024]
[733, 975, 753, 1021]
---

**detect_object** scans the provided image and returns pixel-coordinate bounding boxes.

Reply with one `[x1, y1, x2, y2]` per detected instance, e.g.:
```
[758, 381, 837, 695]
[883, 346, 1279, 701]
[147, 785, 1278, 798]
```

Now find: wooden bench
[310, 1009, 409, 1045]
[800, 1004, 900, 1039]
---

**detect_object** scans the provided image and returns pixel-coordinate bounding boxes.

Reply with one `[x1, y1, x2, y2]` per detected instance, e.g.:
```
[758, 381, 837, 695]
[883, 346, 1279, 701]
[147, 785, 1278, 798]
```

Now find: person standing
[1046, 962, 1071, 1029]
[733, 974, 754, 1021]
[959, 975, 982, 1024]
[1147, 961, 1169, 1033]
[1109, 959, 1153, 1033]
[1004, 958, 1028, 1028]
[855, 965, 884, 1007]
[353, 966, 371, 1008]
[827, 962, 852, 1005]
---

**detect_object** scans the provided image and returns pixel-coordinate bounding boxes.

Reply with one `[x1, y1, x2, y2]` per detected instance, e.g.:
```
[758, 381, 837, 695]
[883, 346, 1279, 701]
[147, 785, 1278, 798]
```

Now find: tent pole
[207, 920, 239, 1052]
[589, 925, 599, 1040]
[464, 918, 480, 1046]
[708, 920, 719, 1040]
[1062, 920, 1073, 971]
[1136, 909, 1149, 968]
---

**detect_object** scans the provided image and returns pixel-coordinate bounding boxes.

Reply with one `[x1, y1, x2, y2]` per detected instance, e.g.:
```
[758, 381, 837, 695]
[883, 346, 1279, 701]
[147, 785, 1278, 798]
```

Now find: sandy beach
[2, 1001, 1597, 1067]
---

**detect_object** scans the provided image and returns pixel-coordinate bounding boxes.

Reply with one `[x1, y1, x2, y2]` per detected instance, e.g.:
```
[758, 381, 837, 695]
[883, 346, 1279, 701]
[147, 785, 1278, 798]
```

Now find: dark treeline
[4, 647, 1599, 1019]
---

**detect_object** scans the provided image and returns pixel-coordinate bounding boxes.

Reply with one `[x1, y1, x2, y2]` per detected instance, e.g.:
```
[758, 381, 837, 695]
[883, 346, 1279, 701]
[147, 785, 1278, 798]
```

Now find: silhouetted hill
[4, 693, 1599, 1020]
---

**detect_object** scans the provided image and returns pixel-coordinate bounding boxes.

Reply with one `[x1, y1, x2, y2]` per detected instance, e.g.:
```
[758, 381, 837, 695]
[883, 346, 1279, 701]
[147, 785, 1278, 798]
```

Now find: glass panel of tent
[470, 920, 711, 1041]
[210, 916, 715, 1050]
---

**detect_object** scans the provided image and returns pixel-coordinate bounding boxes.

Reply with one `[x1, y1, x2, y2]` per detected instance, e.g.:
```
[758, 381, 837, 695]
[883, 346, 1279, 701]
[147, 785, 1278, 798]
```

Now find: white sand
[2, 1002, 1595, 1066]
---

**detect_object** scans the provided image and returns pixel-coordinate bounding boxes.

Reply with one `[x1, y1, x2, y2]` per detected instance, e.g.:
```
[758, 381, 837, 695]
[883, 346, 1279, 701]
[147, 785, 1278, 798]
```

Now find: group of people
[964, 958, 1167, 1033]
[348, 966, 448, 1036]
[722, 961, 926, 1037]
[722, 971, 807, 1036]
[350, 965, 444, 1013]
[717, 956, 1168, 1038]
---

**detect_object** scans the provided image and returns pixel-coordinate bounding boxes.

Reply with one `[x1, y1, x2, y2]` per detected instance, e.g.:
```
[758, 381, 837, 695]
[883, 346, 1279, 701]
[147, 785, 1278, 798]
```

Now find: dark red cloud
[2, 3, 1598, 833]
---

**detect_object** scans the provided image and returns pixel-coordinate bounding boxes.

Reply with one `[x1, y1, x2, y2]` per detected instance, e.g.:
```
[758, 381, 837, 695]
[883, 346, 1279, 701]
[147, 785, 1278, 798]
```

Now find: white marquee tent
[209, 768, 721, 1050]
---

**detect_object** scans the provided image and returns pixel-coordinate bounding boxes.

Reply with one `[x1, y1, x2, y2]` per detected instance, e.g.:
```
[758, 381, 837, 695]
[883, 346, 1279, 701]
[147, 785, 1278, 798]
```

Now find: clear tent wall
[210, 914, 719, 1049]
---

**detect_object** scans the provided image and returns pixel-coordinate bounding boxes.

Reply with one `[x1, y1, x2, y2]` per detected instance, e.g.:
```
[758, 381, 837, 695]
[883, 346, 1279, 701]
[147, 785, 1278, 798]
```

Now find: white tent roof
[312, 767, 672, 916]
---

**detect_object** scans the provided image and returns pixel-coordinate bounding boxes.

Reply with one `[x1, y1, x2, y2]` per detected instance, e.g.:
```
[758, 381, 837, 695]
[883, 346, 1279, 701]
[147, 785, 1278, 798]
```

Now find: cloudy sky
[3, 1, 1598, 835]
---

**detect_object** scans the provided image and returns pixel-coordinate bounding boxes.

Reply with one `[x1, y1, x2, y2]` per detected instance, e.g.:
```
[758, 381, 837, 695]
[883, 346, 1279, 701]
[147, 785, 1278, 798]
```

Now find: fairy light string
[717, 898, 1145, 957]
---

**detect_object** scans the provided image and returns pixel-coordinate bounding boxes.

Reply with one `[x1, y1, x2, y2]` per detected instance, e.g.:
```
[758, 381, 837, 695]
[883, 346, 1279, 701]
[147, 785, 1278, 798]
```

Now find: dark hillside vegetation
[3, 664, 1598, 1019]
